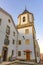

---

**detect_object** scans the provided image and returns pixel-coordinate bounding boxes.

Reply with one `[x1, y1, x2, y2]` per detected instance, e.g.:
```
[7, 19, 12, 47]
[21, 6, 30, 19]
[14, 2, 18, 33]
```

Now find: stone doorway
[2, 47, 8, 61]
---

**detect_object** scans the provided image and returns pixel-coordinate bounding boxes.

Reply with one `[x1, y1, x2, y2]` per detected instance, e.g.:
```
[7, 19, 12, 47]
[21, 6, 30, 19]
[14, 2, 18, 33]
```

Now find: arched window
[23, 17, 25, 22]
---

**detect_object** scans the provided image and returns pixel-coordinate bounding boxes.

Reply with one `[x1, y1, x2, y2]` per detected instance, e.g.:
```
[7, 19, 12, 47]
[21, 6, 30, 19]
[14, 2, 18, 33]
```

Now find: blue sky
[0, 0, 43, 53]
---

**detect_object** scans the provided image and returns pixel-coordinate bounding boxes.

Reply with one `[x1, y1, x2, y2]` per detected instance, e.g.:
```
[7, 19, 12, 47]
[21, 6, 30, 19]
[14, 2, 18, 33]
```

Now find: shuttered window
[25, 39, 30, 44]
[25, 29, 29, 34]
[18, 51, 21, 56]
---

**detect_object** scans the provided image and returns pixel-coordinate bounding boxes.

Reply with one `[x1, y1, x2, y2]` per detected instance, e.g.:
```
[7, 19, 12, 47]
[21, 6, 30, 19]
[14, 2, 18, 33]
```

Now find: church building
[16, 9, 40, 62]
[0, 8, 40, 63]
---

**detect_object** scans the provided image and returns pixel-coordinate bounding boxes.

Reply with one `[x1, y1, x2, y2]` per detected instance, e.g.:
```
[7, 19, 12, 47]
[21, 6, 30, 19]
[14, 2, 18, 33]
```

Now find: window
[4, 35, 9, 45]
[25, 29, 29, 34]
[5, 35, 9, 39]
[0, 18, 2, 25]
[12, 50, 14, 55]
[8, 19, 11, 23]
[13, 39, 15, 44]
[25, 39, 30, 44]
[6, 25, 10, 35]
[18, 40, 21, 45]
[18, 51, 21, 56]
[23, 17, 25, 22]
[13, 32, 15, 36]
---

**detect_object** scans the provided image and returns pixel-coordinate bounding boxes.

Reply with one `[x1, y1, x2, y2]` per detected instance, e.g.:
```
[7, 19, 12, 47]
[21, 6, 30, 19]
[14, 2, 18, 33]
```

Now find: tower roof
[18, 9, 32, 18]
[22, 9, 29, 14]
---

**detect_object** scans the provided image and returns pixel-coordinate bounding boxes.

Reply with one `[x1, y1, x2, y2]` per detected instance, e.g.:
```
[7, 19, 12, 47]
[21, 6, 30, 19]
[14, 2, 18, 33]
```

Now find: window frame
[25, 29, 29, 34]
[12, 50, 14, 55]
[13, 39, 15, 44]
[18, 40, 21, 45]
[13, 32, 15, 36]
[4, 35, 9, 45]
[25, 39, 30, 44]
[18, 51, 21, 56]
[8, 19, 11, 23]
[6, 25, 10, 35]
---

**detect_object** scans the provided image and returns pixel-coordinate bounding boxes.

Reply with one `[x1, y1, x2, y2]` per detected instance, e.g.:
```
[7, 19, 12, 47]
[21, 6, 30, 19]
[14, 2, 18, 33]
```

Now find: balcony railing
[6, 30, 10, 35]
[4, 38, 9, 45]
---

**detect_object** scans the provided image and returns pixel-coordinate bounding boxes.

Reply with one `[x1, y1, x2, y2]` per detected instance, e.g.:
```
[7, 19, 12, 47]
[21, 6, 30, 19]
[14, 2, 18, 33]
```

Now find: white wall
[0, 11, 18, 58]
[17, 26, 35, 60]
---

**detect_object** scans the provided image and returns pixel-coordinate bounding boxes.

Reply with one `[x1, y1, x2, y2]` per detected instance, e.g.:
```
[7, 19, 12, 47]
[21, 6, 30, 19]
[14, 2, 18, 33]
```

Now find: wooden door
[26, 52, 30, 60]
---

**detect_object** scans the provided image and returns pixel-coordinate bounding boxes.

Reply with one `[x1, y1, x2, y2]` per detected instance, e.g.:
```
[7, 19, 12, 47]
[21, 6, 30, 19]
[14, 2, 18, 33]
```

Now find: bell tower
[18, 9, 34, 26]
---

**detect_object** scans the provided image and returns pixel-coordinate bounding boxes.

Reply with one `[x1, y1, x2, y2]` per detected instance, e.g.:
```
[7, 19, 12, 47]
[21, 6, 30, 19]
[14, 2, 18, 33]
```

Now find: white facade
[0, 8, 40, 62]
[17, 27, 35, 60]
[0, 8, 18, 61]
[16, 9, 40, 62]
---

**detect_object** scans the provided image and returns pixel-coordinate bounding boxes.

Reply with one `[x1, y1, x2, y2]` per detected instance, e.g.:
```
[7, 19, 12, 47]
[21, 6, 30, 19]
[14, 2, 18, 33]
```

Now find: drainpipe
[33, 33, 37, 63]
[16, 32, 18, 60]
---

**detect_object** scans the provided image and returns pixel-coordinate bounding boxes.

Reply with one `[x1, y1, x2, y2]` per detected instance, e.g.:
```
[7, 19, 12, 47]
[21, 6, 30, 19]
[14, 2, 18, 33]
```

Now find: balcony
[6, 30, 10, 35]
[4, 38, 9, 45]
